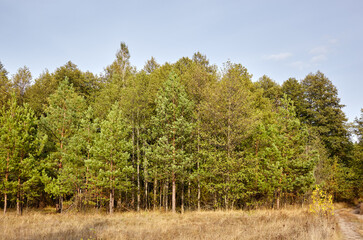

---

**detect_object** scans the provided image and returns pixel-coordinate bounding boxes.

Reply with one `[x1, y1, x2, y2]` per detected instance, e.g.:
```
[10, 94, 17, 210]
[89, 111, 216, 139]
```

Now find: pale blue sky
[1, 0, 362, 122]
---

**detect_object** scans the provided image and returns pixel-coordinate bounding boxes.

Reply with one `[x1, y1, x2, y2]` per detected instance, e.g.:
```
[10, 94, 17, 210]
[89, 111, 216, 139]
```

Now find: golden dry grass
[0, 207, 339, 240]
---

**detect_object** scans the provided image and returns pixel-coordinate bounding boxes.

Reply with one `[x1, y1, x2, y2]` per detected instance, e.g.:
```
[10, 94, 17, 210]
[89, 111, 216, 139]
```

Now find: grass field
[0, 207, 339, 240]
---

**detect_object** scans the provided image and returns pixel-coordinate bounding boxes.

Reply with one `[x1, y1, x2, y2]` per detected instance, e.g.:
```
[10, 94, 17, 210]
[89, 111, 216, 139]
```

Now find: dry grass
[0, 207, 339, 240]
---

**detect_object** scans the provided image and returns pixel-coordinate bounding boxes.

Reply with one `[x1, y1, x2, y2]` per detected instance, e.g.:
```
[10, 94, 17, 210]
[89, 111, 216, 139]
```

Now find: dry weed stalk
[0, 207, 339, 240]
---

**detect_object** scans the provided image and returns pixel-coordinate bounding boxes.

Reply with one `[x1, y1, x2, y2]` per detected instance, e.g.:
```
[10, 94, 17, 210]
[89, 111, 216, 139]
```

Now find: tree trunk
[59, 195, 63, 213]
[172, 171, 176, 213]
[197, 125, 201, 211]
[171, 96, 176, 213]
[153, 178, 157, 211]
[137, 126, 140, 212]
[110, 188, 114, 214]
[197, 181, 201, 211]
[214, 192, 217, 209]
[224, 194, 228, 210]
[4, 151, 9, 214]
[17, 177, 21, 215]
[144, 179, 148, 210]
[131, 125, 135, 210]
[188, 181, 191, 209]
[159, 181, 165, 210]
[276, 190, 280, 210]
[143, 140, 148, 210]
[3, 193, 7, 214]
[165, 180, 168, 211]
[181, 182, 184, 214]
[59, 122, 64, 213]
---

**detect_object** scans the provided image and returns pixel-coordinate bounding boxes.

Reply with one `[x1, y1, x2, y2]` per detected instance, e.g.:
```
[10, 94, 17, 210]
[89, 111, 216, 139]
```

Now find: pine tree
[256, 75, 282, 107]
[40, 79, 86, 213]
[0, 61, 11, 108]
[24, 70, 57, 117]
[352, 109, 363, 198]
[173, 53, 217, 210]
[0, 94, 40, 215]
[302, 71, 350, 161]
[151, 73, 194, 212]
[199, 62, 258, 209]
[120, 71, 155, 211]
[90, 103, 133, 214]
[255, 96, 317, 208]
[281, 77, 307, 121]
[143, 57, 160, 74]
[53, 61, 90, 97]
[64, 106, 97, 210]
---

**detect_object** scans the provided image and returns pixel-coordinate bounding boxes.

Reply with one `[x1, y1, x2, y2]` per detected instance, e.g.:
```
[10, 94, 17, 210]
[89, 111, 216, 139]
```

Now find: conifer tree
[352, 109, 363, 198]
[120, 71, 154, 211]
[256, 75, 282, 107]
[281, 78, 307, 121]
[90, 103, 133, 214]
[173, 54, 217, 210]
[143, 57, 160, 74]
[64, 106, 97, 210]
[24, 70, 57, 117]
[151, 73, 194, 212]
[0, 94, 40, 214]
[302, 71, 350, 161]
[40, 79, 86, 213]
[0, 61, 11, 108]
[255, 96, 317, 208]
[199, 62, 258, 209]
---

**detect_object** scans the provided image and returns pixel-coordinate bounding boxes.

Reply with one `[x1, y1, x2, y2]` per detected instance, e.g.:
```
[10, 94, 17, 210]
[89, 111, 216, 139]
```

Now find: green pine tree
[90, 103, 133, 214]
[151, 73, 194, 212]
[40, 79, 86, 213]
[0, 94, 41, 215]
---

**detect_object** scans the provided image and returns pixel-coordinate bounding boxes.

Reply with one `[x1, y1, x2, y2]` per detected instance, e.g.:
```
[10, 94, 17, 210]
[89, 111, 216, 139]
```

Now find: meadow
[0, 207, 340, 240]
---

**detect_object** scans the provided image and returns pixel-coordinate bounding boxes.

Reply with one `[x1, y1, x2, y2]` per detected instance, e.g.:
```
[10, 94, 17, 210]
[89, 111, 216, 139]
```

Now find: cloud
[311, 54, 327, 63]
[329, 38, 338, 44]
[263, 52, 292, 61]
[309, 45, 329, 63]
[309, 46, 328, 55]
[289, 61, 310, 70]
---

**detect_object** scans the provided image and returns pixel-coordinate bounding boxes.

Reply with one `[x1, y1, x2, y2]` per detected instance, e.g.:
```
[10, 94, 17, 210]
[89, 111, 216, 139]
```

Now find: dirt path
[335, 208, 363, 240]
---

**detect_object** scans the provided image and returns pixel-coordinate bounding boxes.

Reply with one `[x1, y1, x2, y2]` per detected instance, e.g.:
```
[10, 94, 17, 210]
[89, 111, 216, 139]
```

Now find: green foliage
[24, 70, 57, 117]
[199, 62, 259, 207]
[281, 77, 307, 121]
[11, 66, 32, 102]
[40, 79, 87, 200]
[352, 109, 363, 198]
[257, 97, 317, 201]
[89, 103, 133, 211]
[1, 48, 361, 212]
[256, 75, 282, 106]
[150, 73, 194, 182]
[0, 94, 41, 211]
[302, 72, 350, 161]
[0, 61, 11, 108]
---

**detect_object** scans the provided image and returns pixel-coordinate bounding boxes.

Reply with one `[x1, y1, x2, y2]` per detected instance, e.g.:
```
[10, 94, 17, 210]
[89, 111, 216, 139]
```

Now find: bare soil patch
[335, 208, 363, 240]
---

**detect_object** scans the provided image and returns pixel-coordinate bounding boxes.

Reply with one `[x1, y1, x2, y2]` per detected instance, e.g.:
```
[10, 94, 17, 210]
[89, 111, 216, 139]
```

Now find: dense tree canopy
[0, 43, 361, 214]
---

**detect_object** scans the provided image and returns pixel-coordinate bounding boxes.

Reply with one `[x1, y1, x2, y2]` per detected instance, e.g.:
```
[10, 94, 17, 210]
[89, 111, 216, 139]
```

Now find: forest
[0, 42, 362, 215]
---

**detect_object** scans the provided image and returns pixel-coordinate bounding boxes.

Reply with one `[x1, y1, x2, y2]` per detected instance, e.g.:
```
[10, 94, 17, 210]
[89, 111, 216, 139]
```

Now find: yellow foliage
[309, 186, 334, 217]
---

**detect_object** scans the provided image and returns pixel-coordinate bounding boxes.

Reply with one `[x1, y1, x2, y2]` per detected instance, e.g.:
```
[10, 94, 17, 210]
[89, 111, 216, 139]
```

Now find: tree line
[0, 42, 362, 214]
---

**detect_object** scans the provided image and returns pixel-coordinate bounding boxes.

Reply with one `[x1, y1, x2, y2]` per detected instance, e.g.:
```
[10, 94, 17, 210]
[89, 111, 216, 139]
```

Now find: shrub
[309, 186, 334, 217]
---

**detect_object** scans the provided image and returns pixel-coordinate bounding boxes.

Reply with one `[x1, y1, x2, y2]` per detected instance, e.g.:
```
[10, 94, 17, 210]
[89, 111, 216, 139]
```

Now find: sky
[1, 0, 362, 122]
